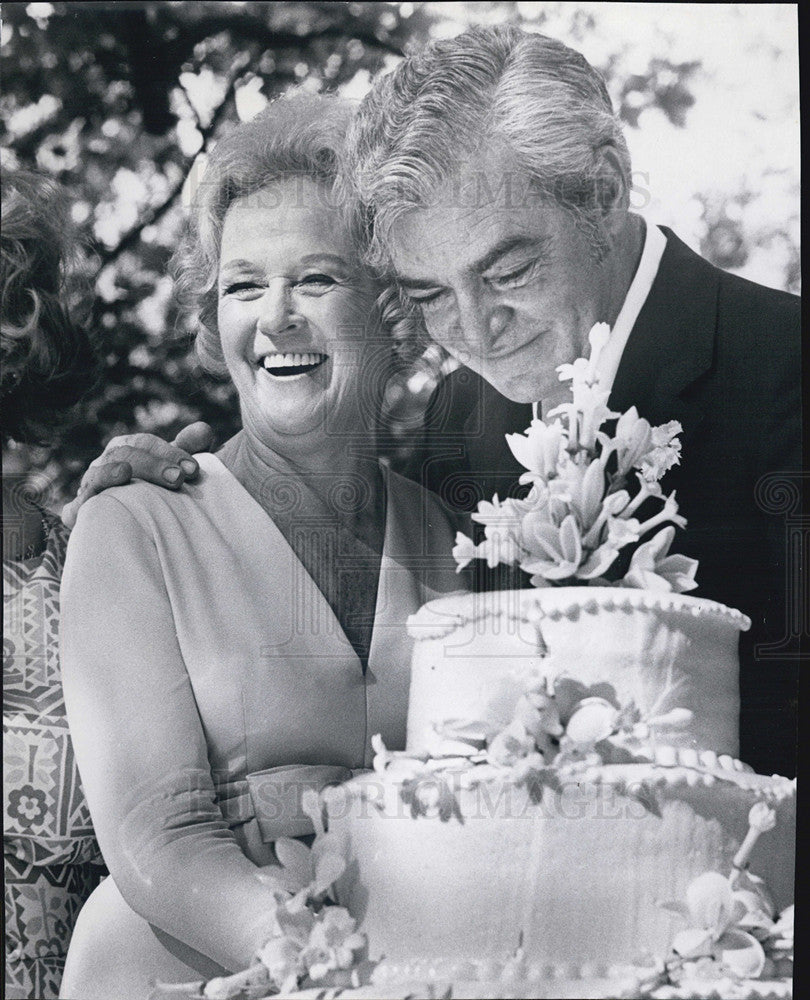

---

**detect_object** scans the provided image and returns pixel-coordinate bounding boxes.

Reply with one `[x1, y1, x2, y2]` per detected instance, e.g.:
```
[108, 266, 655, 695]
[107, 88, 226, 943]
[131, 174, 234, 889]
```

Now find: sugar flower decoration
[453, 322, 698, 590]
[655, 803, 789, 986]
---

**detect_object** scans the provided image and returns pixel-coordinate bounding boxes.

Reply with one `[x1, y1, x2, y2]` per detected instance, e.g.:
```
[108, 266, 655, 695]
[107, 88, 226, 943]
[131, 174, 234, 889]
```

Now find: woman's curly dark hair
[1, 169, 99, 446]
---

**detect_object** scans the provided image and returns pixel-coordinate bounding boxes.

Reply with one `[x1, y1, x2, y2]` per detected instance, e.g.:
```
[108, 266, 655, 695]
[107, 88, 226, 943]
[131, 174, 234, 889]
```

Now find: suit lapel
[463, 376, 532, 494]
[609, 227, 720, 443]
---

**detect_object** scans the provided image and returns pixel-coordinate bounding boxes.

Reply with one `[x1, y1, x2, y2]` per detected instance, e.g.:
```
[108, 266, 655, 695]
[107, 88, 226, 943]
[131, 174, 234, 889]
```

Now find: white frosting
[310, 588, 793, 1000]
[406, 589, 748, 757]
[324, 774, 795, 978]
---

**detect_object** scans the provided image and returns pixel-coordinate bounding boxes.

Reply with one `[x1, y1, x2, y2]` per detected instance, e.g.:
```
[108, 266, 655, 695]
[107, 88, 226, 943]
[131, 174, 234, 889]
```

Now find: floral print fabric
[4, 512, 105, 999]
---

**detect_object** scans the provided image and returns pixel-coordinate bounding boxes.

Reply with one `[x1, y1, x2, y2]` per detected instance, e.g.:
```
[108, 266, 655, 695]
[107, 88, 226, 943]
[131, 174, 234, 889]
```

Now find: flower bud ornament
[565, 697, 619, 744]
[732, 803, 777, 875]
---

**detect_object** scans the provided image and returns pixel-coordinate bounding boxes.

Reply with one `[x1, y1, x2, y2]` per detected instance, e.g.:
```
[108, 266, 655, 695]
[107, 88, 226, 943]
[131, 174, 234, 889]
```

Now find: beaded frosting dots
[406, 588, 752, 644]
[452, 322, 700, 593]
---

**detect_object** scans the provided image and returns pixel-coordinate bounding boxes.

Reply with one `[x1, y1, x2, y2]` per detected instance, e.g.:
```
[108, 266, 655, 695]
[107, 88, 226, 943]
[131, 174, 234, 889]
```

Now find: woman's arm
[60, 493, 280, 972]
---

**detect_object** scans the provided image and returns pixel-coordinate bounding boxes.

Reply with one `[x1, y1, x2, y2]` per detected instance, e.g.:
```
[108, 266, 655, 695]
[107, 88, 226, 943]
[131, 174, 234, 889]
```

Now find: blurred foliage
[0, 1, 799, 503]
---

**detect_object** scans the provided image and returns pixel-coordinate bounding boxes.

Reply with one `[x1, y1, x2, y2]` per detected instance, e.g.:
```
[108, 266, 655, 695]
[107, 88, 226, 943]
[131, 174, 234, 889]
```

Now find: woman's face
[217, 177, 381, 446]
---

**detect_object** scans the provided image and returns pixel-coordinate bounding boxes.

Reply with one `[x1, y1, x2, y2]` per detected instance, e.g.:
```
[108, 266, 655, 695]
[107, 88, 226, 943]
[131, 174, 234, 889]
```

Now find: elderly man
[67, 26, 800, 777]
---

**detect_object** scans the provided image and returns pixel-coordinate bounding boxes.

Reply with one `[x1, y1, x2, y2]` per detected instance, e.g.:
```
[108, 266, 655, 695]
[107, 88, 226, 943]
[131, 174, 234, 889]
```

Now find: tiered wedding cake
[323, 587, 795, 997]
[174, 326, 794, 1000]
[319, 326, 795, 999]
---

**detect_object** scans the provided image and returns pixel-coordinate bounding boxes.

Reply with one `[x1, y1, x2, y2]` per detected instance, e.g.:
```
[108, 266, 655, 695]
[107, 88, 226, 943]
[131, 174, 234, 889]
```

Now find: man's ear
[593, 145, 630, 239]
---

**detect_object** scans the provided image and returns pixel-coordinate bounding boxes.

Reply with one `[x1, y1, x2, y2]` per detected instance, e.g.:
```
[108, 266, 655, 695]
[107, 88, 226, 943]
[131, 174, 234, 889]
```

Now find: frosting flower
[256, 834, 346, 910]
[640, 420, 683, 482]
[520, 513, 584, 582]
[663, 872, 767, 979]
[608, 407, 654, 476]
[564, 697, 620, 745]
[300, 906, 366, 981]
[732, 803, 777, 875]
[620, 526, 698, 593]
[256, 935, 303, 993]
[486, 719, 536, 767]
[451, 322, 698, 589]
[452, 531, 478, 572]
[505, 420, 566, 484]
[426, 719, 489, 758]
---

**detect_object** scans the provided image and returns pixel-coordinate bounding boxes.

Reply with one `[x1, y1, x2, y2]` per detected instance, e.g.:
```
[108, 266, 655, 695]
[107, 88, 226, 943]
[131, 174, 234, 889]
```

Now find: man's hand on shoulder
[61, 422, 215, 529]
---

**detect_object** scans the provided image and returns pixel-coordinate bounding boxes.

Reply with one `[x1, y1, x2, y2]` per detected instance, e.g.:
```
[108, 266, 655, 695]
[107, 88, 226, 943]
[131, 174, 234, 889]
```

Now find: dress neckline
[195, 453, 393, 671]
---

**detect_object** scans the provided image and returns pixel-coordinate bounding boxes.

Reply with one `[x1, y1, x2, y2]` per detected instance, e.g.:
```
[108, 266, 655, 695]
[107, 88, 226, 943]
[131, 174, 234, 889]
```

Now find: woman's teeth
[260, 352, 327, 378]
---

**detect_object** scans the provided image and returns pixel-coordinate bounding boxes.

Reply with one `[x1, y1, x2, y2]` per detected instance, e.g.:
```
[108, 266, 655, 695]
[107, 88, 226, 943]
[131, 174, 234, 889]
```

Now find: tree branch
[160, 11, 404, 64]
[93, 65, 242, 272]
[89, 4, 405, 272]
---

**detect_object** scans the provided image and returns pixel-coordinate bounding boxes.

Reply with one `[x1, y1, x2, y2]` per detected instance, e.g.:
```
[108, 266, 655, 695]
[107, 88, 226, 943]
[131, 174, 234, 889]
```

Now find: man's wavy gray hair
[344, 24, 632, 274]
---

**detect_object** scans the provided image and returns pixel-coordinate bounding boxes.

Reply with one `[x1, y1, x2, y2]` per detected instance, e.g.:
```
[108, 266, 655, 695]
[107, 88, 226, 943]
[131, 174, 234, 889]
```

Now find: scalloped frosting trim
[637, 982, 792, 1000]
[186, 972, 793, 999]
[341, 757, 795, 806]
[565, 763, 796, 802]
[650, 747, 754, 774]
[407, 588, 752, 640]
[367, 958, 792, 1000]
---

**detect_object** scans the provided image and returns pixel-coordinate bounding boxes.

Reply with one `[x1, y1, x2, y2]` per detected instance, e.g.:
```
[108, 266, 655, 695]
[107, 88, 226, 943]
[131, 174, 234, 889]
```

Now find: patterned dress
[4, 511, 105, 1000]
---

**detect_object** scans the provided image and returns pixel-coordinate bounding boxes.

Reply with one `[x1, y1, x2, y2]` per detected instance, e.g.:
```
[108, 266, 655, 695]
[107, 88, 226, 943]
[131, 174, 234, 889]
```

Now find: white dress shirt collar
[593, 219, 667, 394]
[539, 220, 667, 420]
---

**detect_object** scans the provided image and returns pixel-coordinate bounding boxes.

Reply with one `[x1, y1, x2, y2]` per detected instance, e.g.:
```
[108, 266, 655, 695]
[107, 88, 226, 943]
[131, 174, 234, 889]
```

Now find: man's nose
[457, 292, 514, 361]
[257, 279, 303, 338]
[487, 304, 514, 348]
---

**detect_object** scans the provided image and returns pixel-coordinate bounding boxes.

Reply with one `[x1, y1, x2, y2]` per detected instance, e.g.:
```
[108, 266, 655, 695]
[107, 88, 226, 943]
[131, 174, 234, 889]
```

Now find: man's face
[388, 145, 613, 404]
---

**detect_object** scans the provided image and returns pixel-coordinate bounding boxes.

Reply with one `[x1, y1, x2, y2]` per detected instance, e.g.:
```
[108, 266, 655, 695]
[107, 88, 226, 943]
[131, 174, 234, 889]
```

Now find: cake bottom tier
[323, 767, 795, 974]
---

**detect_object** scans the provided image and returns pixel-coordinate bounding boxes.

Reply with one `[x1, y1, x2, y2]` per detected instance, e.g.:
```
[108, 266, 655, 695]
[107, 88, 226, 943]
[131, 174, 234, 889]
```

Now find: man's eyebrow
[395, 235, 552, 290]
[396, 274, 442, 292]
[299, 253, 352, 270]
[219, 258, 257, 275]
[472, 235, 551, 273]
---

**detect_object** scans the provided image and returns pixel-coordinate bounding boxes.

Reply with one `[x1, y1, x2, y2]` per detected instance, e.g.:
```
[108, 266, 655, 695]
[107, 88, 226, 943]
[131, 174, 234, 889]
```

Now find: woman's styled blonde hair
[171, 92, 425, 375]
[171, 93, 352, 375]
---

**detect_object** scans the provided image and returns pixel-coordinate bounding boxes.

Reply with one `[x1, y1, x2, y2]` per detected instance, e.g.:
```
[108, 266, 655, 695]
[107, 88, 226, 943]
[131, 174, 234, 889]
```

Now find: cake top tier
[405, 587, 750, 759]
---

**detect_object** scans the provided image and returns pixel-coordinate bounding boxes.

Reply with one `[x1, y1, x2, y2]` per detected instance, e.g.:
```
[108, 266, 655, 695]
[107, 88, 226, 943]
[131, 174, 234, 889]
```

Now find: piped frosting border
[407, 588, 752, 640]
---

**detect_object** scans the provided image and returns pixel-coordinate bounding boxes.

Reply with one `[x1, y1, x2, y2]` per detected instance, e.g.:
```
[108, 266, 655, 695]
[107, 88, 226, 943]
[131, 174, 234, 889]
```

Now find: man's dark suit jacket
[407, 228, 801, 779]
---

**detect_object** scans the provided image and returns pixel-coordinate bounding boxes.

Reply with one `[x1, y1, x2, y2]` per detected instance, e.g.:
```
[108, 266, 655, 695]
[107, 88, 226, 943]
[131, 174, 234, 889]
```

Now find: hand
[61, 422, 215, 529]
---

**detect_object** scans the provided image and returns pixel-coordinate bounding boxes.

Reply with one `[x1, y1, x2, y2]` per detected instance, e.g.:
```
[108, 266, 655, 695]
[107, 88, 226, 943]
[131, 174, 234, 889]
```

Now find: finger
[172, 422, 215, 473]
[61, 462, 132, 529]
[81, 433, 198, 482]
[82, 446, 192, 490]
[103, 432, 196, 466]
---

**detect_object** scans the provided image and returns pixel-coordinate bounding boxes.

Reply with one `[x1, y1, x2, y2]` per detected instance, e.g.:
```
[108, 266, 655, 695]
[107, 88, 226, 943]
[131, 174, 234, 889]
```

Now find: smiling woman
[216, 177, 379, 443]
[57, 93, 465, 1000]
